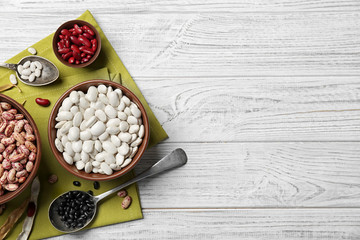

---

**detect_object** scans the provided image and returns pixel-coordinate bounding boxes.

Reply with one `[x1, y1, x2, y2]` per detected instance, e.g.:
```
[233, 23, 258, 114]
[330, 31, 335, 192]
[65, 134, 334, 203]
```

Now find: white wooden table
[1, 1, 360, 239]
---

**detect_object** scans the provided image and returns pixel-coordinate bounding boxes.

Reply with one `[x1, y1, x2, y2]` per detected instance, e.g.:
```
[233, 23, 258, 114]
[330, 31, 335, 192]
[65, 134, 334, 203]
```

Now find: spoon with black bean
[48, 148, 187, 233]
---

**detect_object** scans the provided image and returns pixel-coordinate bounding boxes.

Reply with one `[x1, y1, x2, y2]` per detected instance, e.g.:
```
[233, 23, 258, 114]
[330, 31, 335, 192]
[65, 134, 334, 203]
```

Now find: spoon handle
[0, 62, 17, 71]
[95, 148, 187, 201]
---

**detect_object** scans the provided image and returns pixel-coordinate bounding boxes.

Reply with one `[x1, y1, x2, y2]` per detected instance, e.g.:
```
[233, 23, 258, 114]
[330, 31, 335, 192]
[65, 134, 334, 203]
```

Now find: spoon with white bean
[48, 148, 187, 233]
[0, 56, 59, 86]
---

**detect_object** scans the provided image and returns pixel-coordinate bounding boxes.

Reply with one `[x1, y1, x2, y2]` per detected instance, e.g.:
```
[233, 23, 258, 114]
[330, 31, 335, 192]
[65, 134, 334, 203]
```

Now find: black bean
[93, 181, 100, 189]
[73, 181, 81, 187]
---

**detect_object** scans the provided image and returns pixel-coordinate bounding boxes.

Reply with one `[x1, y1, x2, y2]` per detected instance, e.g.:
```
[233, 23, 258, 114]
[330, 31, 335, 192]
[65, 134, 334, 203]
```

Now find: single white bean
[106, 126, 120, 135]
[104, 105, 117, 119]
[119, 132, 132, 143]
[83, 140, 94, 153]
[121, 96, 131, 106]
[118, 143, 130, 156]
[85, 116, 97, 128]
[9, 74, 17, 85]
[30, 62, 36, 72]
[60, 121, 72, 134]
[102, 141, 117, 155]
[130, 105, 142, 118]
[108, 91, 119, 107]
[34, 61, 42, 69]
[106, 119, 120, 127]
[119, 121, 129, 132]
[129, 124, 139, 134]
[73, 153, 81, 162]
[28, 73, 36, 82]
[65, 142, 75, 156]
[81, 151, 90, 163]
[98, 84, 107, 94]
[98, 93, 109, 105]
[120, 158, 132, 168]
[101, 162, 113, 175]
[75, 161, 85, 170]
[34, 68, 41, 78]
[130, 146, 138, 158]
[70, 106, 79, 115]
[69, 91, 80, 104]
[138, 125, 145, 138]
[84, 108, 95, 121]
[131, 137, 143, 147]
[116, 153, 124, 166]
[17, 65, 23, 73]
[55, 138, 64, 152]
[95, 140, 102, 152]
[118, 111, 127, 121]
[111, 135, 121, 147]
[27, 47, 37, 55]
[68, 127, 80, 141]
[127, 116, 138, 125]
[61, 98, 73, 111]
[72, 140, 82, 153]
[23, 61, 31, 69]
[98, 132, 109, 142]
[73, 112, 82, 127]
[117, 101, 126, 111]
[63, 152, 73, 165]
[104, 153, 116, 164]
[84, 162, 92, 173]
[95, 109, 107, 122]
[91, 121, 106, 136]
[21, 68, 31, 76]
[20, 75, 29, 80]
[86, 86, 98, 102]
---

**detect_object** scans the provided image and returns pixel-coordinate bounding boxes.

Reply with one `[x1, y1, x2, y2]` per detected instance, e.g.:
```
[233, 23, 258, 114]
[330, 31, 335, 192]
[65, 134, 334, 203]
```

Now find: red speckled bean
[24, 124, 33, 135]
[9, 153, 26, 162]
[4, 183, 18, 191]
[8, 109, 17, 115]
[12, 162, 23, 171]
[0, 143, 5, 153]
[2, 160, 10, 170]
[26, 161, 33, 172]
[28, 152, 36, 161]
[15, 114, 24, 120]
[4, 123, 14, 137]
[18, 144, 30, 156]
[14, 120, 25, 133]
[1, 137, 15, 146]
[0, 171, 8, 184]
[18, 177, 26, 184]
[2, 112, 14, 121]
[25, 141, 36, 153]
[13, 132, 25, 144]
[16, 169, 27, 178]
[0, 102, 11, 110]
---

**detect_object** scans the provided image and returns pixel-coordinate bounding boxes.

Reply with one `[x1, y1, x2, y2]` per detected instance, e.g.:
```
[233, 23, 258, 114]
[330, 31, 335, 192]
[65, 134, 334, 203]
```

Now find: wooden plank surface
[0, 0, 359, 239]
[50, 209, 360, 240]
[135, 142, 360, 208]
[0, 12, 360, 77]
[136, 76, 360, 141]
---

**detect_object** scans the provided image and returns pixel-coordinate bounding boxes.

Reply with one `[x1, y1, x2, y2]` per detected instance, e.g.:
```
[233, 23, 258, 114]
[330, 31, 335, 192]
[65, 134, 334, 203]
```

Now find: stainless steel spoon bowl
[0, 56, 59, 86]
[48, 148, 187, 233]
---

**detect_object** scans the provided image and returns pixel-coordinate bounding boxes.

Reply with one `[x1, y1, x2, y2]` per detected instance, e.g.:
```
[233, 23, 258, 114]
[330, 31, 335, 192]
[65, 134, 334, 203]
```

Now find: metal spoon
[0, 56, 59, 86]
[48, 148, 188, 233]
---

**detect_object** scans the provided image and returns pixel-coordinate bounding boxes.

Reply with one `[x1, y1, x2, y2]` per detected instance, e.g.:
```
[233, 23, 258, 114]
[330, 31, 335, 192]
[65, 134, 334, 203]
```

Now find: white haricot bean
[27, 47, 37, 55]
[30, 62, 36, 72]
[95, 109, 107, 122]
[9, 74, 17, 85]
[34, 61, 42, 69]
[28, 73, 36, 82]
[119, 121, 129, 132]
[34, 68, 41, 78]
[101, 162, 113, 175]
[138, 125, 145, 138]
[23, 61, 31, 69]
[21, 68, 32, 76]
[54, 85, 144, 175]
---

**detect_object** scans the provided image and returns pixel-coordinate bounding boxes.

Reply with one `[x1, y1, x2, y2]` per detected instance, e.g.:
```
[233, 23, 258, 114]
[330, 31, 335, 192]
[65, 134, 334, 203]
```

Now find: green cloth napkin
[0, 10, 168, 239]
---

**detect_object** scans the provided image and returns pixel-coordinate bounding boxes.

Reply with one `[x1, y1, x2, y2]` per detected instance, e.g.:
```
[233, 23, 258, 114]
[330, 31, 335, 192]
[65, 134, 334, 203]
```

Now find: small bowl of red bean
[0, 94, 41, 204]
[52, 20, 101, 68]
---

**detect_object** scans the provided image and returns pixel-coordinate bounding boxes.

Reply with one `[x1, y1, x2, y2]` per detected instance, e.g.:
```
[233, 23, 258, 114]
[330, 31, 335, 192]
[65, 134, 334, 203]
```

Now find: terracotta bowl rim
[0, 94, 42, 204]
[48, 79, 150, 181]
[52, 19, 101, 68]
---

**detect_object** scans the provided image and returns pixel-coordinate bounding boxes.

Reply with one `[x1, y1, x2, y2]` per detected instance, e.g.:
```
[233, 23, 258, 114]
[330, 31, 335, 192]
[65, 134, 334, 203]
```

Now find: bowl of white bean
[48, 80, 149, 181]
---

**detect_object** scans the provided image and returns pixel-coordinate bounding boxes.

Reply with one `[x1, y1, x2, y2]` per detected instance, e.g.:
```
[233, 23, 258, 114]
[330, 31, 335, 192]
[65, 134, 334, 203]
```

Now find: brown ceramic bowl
[0, 94, 41, 205]
[48, 80, 150, 181]
[52, 20, 101, 68]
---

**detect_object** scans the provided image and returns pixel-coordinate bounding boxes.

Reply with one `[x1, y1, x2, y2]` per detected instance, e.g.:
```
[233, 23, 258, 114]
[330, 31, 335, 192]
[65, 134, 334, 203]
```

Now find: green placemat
[0, 10, 168, 239]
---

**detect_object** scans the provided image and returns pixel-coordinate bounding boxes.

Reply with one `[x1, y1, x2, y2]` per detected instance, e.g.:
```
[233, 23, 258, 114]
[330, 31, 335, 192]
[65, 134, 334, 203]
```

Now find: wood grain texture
[135, 76, 360, 141]
[134, 142, 360, 208]
[50, 209, 360, 240]
[0, 1, 359, 239]
[0, 12, 360, 76]
[2, 0, 360, 13]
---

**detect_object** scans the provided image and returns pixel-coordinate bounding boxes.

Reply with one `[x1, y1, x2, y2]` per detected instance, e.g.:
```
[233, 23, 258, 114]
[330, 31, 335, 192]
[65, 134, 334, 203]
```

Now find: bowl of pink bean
[52, 20, 101, 68]
[0, 94, 41, 204]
